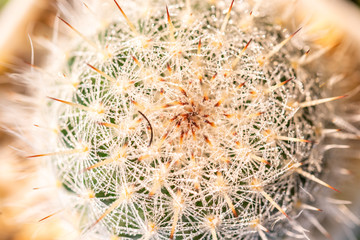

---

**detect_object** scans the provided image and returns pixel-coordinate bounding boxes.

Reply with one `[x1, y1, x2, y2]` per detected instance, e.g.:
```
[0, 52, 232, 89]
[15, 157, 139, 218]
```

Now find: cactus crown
[30, 0, 340, 239]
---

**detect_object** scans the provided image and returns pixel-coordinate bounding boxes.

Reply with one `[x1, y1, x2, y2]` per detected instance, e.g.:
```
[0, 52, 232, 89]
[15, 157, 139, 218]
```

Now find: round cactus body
[26, 0, 348, 239]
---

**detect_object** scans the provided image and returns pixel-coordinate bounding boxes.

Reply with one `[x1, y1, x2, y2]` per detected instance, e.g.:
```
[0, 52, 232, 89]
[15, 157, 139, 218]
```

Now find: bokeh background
[0, 0, 359, 239]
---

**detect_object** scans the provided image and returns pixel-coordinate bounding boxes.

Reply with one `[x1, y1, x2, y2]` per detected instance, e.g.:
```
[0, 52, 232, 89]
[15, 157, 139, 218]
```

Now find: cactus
[24, 0, 351, 239]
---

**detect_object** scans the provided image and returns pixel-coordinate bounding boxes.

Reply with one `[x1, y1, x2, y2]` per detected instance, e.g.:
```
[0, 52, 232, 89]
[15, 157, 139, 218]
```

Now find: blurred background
[0, 0, 359, 239]
[0, 1, 64, 239]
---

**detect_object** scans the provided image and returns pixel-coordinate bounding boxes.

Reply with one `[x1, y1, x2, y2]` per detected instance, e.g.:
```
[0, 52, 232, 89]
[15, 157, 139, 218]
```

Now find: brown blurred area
[0, 0, 65, 239]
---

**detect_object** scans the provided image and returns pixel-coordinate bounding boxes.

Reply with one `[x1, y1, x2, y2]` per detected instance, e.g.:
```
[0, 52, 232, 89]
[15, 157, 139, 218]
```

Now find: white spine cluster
[22, 0, 354, 239]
